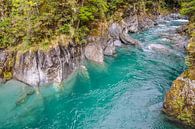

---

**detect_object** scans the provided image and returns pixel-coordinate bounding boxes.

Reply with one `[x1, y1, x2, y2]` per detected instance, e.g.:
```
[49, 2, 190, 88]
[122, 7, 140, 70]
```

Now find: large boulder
[163, 70, 195, 127]
[84, 43, 104, 64]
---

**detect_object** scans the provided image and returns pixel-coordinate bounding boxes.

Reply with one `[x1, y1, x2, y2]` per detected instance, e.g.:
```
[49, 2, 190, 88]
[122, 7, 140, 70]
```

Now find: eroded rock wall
[0, 10, 155, 86]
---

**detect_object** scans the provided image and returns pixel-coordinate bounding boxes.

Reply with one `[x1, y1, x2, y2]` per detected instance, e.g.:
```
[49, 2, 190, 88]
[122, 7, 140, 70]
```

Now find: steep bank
[0, 10, 155, 86]
[163, 21, 195, 127]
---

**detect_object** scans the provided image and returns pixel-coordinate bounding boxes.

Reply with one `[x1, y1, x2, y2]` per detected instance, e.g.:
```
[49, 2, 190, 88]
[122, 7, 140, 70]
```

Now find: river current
[0, 16, 189, 129]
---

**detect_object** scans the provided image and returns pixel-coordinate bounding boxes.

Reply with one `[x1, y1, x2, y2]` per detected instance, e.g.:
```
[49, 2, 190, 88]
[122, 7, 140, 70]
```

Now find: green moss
[3, 72, 12, 80]
[177, 111, 193, 125]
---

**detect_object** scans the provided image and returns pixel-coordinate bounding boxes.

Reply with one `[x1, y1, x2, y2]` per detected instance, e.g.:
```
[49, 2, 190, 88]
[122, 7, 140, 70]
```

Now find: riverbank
[0, 14, 188, 129]
[163, 19, 195, 127]
[0, 8, 157, 86]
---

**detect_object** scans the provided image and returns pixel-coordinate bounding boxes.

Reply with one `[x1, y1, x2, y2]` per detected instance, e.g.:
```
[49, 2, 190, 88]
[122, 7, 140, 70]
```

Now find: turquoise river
[0, 17, 190, 129]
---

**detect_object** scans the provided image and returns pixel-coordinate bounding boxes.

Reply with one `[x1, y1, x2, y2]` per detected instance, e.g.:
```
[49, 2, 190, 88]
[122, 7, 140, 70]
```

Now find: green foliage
[74, 26, 90, 44]
[0, 0, 191, 49]
[59, 24, 71, 34]
[79, 0, 108, 24]
[180, 0, 195, 21]
[79, 6, 95, 22]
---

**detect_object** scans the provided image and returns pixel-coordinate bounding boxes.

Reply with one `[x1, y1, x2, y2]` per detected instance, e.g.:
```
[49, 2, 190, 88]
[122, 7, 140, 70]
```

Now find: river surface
[0, 17, 189, 129]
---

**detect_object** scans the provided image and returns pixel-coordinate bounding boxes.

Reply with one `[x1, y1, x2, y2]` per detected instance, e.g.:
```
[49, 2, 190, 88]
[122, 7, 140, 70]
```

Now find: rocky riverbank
[163, 19, 195, 127]
[0, 9, 155, 86]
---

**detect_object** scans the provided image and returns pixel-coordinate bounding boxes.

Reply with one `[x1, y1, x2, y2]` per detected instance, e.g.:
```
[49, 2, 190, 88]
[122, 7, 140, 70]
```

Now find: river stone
[84, 43, 104, 64]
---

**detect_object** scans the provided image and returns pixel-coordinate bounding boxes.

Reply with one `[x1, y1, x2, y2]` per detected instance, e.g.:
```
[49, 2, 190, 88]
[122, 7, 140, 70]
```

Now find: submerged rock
[148, 44, 171, 53]
[163, 70, 195, 127]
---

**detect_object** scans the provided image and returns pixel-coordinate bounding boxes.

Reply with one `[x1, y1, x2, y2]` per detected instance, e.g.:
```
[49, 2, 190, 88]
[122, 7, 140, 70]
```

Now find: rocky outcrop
[0, 51, 15, 81]
[103, 39, 116, 56]
[108, 23, 122, 39]
[138, 15, 155, 31]
[119, 30, 141, 45]
[122, 13, 139, 33]
[84, 42, 104, 64]
[163, 34, 195, 127]
[0, 10, 156, 86]
[12, 44, 83, 86]
[163, 70, 195, 127]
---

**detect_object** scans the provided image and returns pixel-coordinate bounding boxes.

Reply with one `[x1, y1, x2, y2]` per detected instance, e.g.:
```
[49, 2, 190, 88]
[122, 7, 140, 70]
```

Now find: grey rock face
[113, 40, 122, 47]
[103, 40, 116, 56]
[13, 45, 82, 86]
[122, 14, 139, 33]
[119, 30, 141, 45]
[109, 23, 122, 40]
[84, 43, 104, 64]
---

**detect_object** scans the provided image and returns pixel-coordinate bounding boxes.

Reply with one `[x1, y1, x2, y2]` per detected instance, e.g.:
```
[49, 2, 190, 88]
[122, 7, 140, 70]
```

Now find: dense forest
[0, 0, 194, 50]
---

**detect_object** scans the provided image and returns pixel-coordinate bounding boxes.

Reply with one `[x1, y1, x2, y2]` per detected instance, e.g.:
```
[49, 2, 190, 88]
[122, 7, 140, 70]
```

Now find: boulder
[84, 43, 104, 64]
[163, 70, 195, 127]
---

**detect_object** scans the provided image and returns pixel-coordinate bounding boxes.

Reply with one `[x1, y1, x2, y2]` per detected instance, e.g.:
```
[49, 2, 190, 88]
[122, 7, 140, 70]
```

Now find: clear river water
[0, 17, 190, 129]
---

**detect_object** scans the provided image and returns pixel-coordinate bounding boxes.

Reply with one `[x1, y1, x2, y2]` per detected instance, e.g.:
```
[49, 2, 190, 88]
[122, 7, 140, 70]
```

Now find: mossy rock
[163, 71, 195, 127]
[3, 72, 12, 80]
